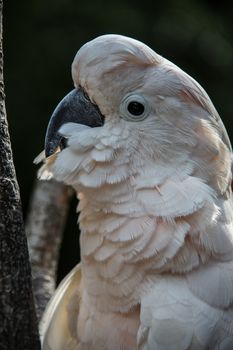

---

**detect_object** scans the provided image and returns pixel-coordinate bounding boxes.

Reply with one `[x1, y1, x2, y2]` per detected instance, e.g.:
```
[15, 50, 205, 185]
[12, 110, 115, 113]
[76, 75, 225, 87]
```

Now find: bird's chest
[77, 299, 140, 350]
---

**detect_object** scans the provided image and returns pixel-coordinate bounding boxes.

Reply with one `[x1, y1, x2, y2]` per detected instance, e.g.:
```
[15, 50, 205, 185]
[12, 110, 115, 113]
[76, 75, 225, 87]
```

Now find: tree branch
[26, 179, 73, 320]
[0, 1, 40, 349]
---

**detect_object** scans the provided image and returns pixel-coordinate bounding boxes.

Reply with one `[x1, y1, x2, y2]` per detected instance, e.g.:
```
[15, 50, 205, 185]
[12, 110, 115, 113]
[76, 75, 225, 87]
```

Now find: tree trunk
[26, 179, 73, 321]
[0, 1, 41, 349]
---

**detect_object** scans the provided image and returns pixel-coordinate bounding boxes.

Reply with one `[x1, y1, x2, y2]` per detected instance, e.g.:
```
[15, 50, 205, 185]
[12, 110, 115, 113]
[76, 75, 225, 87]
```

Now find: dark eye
[127, 101, 145, 116]
[120, 94, 150, 122]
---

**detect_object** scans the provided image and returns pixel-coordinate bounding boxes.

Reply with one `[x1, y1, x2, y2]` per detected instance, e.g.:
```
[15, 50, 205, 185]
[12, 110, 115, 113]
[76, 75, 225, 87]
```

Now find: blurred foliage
[4, 0, 233, 279]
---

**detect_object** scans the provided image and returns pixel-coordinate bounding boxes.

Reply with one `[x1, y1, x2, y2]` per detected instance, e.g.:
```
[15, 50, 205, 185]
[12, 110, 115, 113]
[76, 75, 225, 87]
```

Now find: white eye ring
[120, 94, 151, 122]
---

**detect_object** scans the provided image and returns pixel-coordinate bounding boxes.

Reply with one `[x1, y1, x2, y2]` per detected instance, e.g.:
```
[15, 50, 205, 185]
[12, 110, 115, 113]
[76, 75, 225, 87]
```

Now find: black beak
[45, 87, 105, 157]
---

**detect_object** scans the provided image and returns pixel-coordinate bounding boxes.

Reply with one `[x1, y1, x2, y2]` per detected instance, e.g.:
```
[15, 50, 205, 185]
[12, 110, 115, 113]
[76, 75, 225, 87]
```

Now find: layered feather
[39, 34, 233, 350]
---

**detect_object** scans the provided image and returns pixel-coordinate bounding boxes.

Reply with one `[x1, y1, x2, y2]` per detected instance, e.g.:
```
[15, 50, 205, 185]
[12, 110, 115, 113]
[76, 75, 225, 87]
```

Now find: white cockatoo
[38, 34, 233, 350]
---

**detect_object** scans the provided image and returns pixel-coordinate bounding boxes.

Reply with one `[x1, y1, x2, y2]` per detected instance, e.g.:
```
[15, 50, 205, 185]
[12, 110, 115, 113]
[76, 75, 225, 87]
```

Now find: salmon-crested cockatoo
[37, 34, 233, 350]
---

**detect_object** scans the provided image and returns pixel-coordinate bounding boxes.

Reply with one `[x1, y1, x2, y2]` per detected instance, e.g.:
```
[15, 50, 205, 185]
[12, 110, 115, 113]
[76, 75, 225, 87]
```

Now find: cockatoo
[38, 34, 233, 350]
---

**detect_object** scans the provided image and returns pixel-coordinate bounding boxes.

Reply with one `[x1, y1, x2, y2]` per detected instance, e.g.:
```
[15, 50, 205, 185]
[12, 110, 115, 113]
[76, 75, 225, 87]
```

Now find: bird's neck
[77, 179, 148, 312]
[76, 168, 216, 313]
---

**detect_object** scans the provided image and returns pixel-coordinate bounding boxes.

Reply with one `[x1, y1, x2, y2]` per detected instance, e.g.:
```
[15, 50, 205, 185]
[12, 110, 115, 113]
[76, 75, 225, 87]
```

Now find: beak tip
[45, 139, 58, 158]
[44, 87, 105, 158]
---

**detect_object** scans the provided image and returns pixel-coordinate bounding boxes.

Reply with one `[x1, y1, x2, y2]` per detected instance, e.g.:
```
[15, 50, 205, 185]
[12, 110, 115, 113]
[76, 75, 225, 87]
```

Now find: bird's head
[38, 34, 232, 194]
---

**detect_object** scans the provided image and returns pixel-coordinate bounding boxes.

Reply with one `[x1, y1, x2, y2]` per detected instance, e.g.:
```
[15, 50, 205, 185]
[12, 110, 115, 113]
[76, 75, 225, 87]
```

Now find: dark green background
[4, 0, 233, 280]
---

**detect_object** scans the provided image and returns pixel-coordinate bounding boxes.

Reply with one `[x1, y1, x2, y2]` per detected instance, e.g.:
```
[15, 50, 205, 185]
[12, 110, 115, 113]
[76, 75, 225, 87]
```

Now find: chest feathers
[50, 122, 233, 315]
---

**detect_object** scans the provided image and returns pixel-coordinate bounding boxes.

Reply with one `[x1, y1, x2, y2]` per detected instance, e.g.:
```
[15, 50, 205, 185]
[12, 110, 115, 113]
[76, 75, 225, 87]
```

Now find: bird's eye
[127, 101, 145, 116]
[120, 94, 150, 122]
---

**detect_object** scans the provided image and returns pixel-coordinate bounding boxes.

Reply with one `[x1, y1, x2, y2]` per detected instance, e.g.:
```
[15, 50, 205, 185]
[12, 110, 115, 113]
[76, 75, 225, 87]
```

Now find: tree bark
[0, 2, 41, 349]
[26, 179, 73, 321]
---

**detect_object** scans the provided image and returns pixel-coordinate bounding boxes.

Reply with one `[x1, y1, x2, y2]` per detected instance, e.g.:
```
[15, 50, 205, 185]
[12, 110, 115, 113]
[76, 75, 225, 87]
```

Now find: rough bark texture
[26, 179, 73, 320]
[0, 1, 41, 349]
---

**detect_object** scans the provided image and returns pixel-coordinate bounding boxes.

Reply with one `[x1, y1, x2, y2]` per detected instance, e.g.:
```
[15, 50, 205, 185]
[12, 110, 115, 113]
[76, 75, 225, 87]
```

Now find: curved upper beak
[45, 87, 105, 157]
